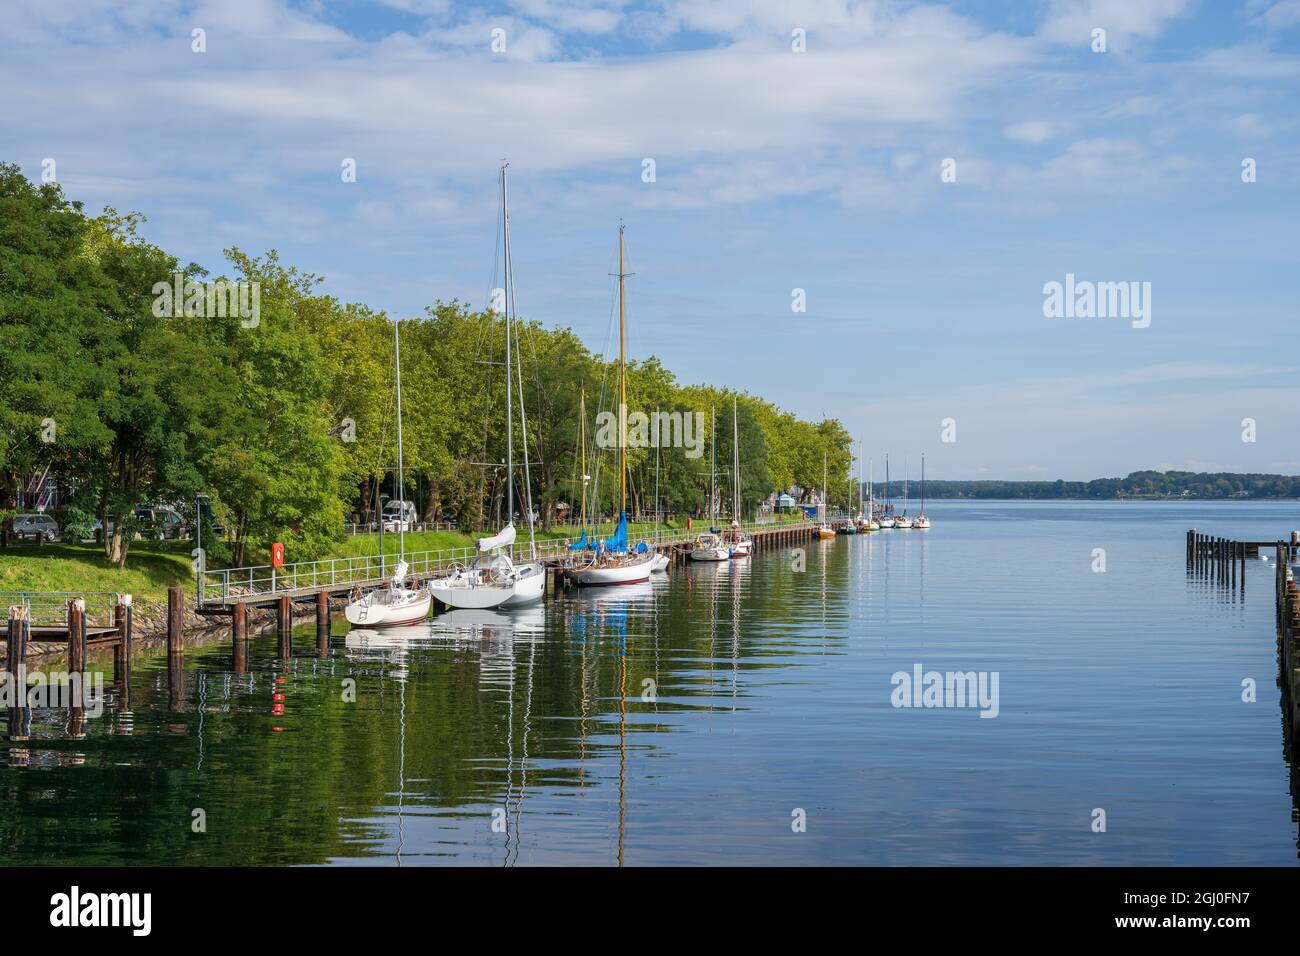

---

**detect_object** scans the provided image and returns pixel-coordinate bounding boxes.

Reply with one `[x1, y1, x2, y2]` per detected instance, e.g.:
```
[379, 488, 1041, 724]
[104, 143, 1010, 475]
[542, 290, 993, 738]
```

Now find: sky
[2, 0, 1298, 481]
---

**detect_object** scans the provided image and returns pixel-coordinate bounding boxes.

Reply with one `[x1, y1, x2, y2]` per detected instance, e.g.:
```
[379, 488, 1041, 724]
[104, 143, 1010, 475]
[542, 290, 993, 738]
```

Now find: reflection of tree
[0, 546, 854, 864]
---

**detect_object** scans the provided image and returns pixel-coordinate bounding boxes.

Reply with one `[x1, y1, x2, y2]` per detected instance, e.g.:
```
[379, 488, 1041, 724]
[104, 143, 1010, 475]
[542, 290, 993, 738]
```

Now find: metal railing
[197, 519, 818, 606]
[0, 591, 123, 628]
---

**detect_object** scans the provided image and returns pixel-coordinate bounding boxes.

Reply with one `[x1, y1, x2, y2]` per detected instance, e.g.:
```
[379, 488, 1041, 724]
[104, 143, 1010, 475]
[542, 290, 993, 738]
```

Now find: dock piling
[315, 591, 330, 659]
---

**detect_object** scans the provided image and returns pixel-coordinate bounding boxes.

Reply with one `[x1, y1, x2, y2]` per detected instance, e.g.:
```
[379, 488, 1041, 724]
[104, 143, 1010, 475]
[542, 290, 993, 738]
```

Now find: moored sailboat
[566, 223, 657, 586]
[345, 317, 431, 628]
[428, 162, 543, 609]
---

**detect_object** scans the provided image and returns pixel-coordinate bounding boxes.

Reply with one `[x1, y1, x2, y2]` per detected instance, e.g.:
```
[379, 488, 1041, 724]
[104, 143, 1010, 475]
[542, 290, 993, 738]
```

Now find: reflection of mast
[617, 642, 627, 867]
[396, 666, 406, 866]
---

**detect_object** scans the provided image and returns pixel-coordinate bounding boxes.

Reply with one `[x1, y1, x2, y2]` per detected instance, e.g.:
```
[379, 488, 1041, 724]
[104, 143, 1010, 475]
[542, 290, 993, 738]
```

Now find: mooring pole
[315, 591, 330, 660]
[277, 594, 292, 661]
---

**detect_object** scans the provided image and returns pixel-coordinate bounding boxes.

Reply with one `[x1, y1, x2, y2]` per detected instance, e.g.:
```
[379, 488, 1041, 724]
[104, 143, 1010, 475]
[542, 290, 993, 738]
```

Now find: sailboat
[865, 456, 881, 530]
[724, 396, 753, 557]
[816, 452, 836, 538]
[691, 407, 731, 561]
[428, 163, 545, 609]
[567, 223, 658, 586]
[651, 404, 670, 572]
[915, 452, 932, 529]
[879, 453, 896, 528]
[345, 317, 433, 628]
[895, 457, 914, 529]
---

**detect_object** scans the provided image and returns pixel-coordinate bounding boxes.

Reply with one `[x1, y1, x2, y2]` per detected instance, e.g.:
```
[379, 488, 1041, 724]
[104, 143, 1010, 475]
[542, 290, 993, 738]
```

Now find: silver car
[11, 513, 60, 541]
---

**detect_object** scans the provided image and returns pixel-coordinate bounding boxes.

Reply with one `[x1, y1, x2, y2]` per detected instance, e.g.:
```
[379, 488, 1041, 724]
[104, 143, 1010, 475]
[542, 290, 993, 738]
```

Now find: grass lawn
[0, 542, 193, 606]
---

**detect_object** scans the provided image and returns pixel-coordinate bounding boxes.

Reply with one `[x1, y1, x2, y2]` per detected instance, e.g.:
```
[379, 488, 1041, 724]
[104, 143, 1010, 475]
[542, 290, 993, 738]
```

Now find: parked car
[11, 513, 60, 541]
[133, 507, 184, 540]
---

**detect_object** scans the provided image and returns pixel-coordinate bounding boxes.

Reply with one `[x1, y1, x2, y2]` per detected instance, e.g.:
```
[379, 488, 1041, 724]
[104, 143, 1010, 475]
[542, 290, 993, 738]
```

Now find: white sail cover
[478, 523, 516, 552]
[391, 560, 409, 585]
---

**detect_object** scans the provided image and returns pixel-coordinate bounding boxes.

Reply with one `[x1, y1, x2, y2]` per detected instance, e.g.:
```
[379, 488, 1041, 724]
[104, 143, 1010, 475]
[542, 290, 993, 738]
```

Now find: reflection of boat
[431, 604, 546, 640]
[427, 163, 544, 609]
[344, 624, 428, 650]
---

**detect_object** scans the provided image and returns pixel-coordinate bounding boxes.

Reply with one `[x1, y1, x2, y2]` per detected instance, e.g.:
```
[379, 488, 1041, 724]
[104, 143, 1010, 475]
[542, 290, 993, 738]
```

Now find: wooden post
[316, 591, 330, 659]
[167, 586, 183, 658]
[67, 599, 85, 675]
[277, 594, 292, 661]
[232, 602, 247, 674]
[6, 605, 29, 740]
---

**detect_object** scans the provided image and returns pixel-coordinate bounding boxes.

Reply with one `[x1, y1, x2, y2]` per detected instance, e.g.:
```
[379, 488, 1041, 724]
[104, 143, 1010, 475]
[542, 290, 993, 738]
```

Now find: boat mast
[502, 162, 514, 534]
[710, 406, 717, 525]
[921, 452, 926, 515]
[885, 453, 890, 516]
[393, 315, 406, 564]
[732, 395, 740, 523]
[617, 223, 627, 518]
[579, 382, 588, 528]
[654, 404, 660, 530]
[505, 164, 537, 558]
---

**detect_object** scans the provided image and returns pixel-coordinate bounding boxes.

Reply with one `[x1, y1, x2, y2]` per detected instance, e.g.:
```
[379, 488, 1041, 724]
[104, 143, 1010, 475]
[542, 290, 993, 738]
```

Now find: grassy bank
[0, 542, 193, 605]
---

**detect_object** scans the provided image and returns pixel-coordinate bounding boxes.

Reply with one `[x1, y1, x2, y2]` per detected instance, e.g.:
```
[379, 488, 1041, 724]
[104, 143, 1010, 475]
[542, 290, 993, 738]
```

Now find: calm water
[3, 500, 1300, 865]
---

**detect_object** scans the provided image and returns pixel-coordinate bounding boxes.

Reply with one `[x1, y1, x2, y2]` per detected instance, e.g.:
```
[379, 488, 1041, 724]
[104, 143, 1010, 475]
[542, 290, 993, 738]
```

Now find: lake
[2, 500, 1298, 865]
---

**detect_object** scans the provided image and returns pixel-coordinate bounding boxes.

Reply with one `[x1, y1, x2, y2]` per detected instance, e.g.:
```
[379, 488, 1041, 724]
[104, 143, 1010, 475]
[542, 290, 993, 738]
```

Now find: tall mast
[732, 395, 740, 522]
[710, 406, 717, 524]
[858, 441, 863, 515]
[502, 162, 514, 530]
[617, 223, 627, 517]
[921, 452, 926, 514]
[506, 177, 537, 558]
[393, 315, 405, 561]
[822, 451, 827, 520]
[579, 382, 588, 528]
[886, 453, 890, 514]
[654, 404, 660, 530]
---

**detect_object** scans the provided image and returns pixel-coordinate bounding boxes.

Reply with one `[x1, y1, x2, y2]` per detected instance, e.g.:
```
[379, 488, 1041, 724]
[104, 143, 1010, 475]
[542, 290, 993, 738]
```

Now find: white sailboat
[878, 453, 896, 528]
[816, 452, 836, 538]
[345, 317, 432, 628]
[725, 396, 753, 557]
[651, 404, 670, 572]
[915, 452, 932, 529]
[864, 454, 881, 531]
[428, 162, 544, 609]
[691, 406, 732, 561]
[567, 223, 658, 587]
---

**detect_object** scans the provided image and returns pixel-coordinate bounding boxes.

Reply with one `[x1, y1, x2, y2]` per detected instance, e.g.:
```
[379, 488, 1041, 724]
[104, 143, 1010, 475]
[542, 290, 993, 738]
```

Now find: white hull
[689, 547, 729, 562]
[651, 553, 670, 572]
[728, 540, 753, 557]
[344, 588, 431, 628]
[502, 564, 546, 606]
[568, 553, 656, 586]
[914, 516, 931, 529]
[895, 517, 914, 529]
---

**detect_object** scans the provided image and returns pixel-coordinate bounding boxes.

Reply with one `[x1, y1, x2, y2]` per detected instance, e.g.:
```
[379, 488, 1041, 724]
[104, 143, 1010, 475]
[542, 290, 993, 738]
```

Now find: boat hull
[344, 589, 432, 628]
[501, 564, 546, 606]
[568, 555, 656, 586]
[689, 548, 729, 561]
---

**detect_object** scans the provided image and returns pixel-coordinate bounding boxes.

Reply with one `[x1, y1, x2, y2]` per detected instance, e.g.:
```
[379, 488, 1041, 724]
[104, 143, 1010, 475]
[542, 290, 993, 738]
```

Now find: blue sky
[3, 0, 1298, 480]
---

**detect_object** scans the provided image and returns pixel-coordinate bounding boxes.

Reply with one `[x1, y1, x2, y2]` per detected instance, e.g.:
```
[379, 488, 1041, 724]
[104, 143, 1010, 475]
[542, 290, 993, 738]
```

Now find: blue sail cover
[604, 512, 629, 553]
[568, 529, 589, 551]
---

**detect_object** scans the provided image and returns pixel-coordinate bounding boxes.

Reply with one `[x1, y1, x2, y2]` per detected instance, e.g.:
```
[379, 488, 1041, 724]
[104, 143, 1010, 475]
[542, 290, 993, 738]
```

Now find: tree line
[0, 164, 855, 568]
[920, 471, 1300, 499]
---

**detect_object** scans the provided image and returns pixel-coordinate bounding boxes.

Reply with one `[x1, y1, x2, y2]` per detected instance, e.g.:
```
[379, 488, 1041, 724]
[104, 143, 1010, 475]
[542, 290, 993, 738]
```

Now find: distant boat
[345, 316, 431, 628]
[915, 453, 932, 530]
[816, 452, 835, 538]
[723, 396, 753, 557]
[896, 455, 913, 528]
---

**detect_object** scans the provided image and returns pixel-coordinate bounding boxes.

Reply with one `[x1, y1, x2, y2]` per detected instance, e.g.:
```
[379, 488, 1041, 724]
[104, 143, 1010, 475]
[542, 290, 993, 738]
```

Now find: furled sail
[478, 523, 517, 552]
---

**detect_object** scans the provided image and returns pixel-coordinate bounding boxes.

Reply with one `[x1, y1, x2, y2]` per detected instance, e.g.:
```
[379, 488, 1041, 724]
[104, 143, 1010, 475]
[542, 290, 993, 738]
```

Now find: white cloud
[1003, 120, 1060, 144]
[1038, 0, 1193, 51]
